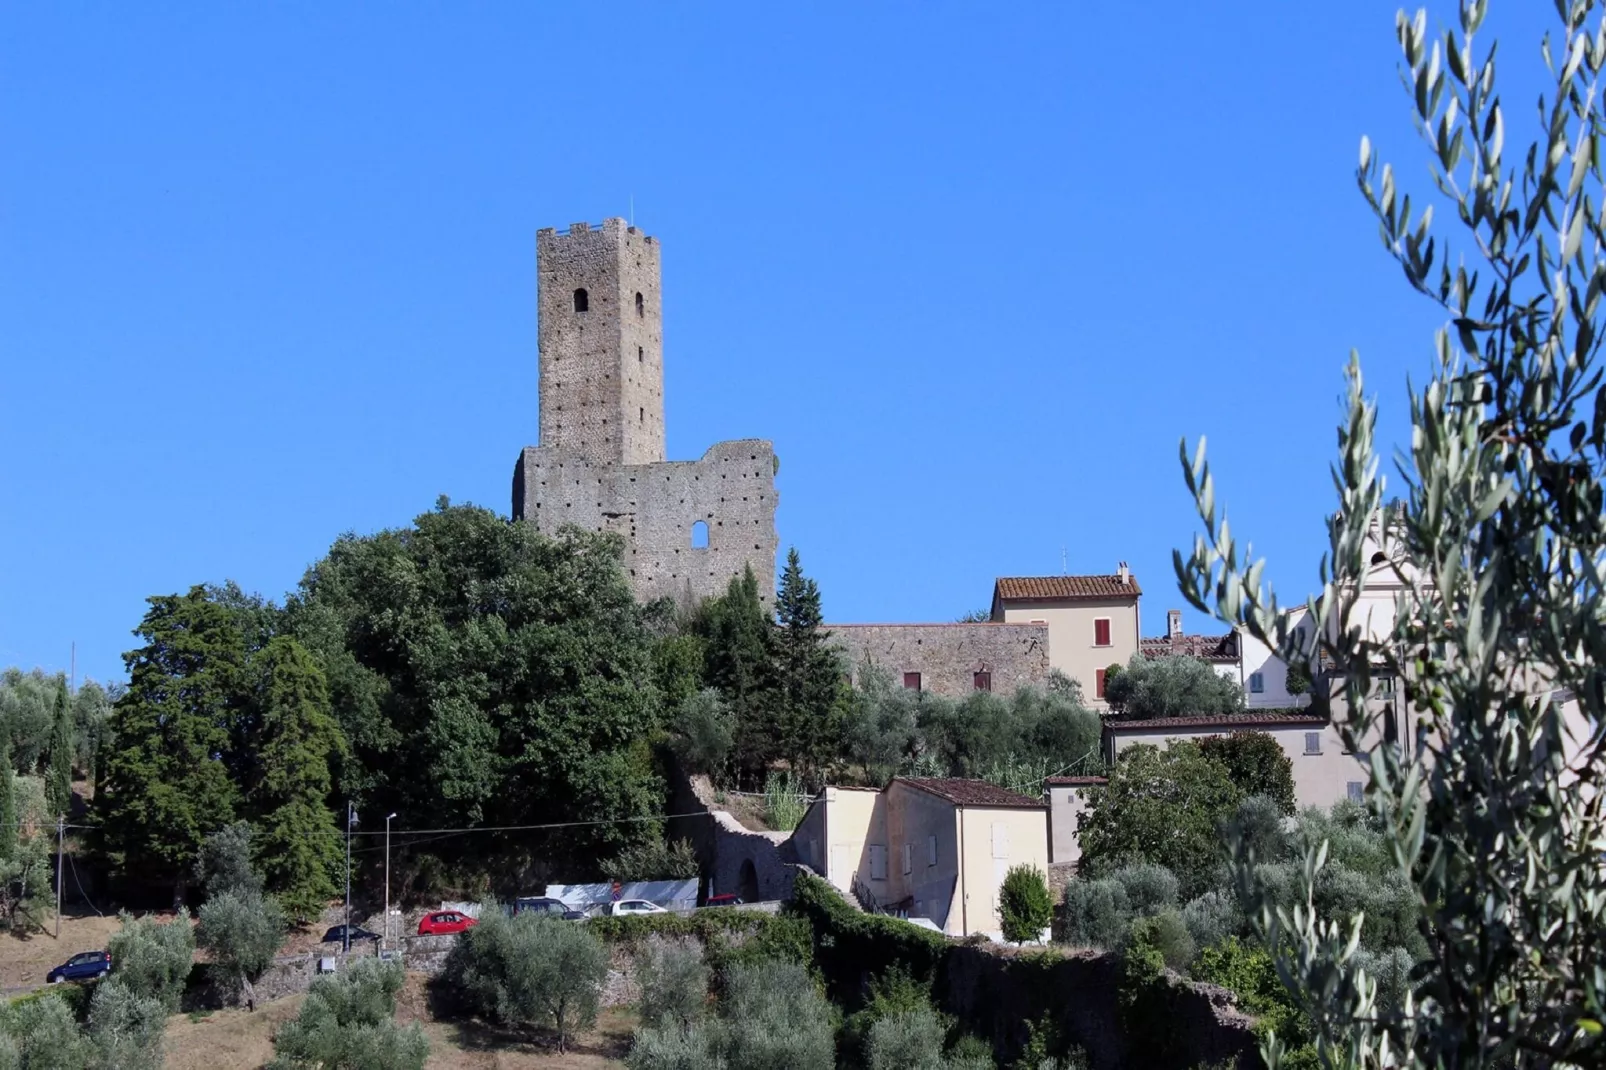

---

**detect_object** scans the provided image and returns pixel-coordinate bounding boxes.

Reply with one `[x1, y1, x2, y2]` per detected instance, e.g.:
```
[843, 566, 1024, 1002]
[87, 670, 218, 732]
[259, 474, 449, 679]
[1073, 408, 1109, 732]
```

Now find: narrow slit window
[635, 291, 644, 316]
[572, 288, 589, 312]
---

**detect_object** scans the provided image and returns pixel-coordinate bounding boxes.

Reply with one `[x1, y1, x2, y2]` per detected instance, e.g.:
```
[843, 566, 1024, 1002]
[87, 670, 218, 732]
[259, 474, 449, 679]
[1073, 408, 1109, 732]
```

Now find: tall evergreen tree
[45, 677, 73, 817]
[691, 567, 776, 783]
[0, 745, 15, 863]
[770, 549, 843, 784]
[97, 587, 246, 900]
[250, 637, 345, 923]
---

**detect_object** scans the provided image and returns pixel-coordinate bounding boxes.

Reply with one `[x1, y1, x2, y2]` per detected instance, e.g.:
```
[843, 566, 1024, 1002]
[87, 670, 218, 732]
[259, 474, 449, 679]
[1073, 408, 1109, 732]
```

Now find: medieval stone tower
[512, 218, 779, 607]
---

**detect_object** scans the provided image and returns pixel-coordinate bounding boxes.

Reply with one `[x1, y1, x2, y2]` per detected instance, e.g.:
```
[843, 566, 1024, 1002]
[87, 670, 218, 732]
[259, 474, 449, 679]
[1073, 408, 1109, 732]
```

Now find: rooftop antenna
[1060, 546, 1067, 575]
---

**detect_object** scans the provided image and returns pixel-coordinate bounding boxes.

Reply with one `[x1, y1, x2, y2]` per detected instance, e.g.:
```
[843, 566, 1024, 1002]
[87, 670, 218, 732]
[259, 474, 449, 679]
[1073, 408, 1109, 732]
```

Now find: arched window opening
[635, 291, 644, 317]
[573, 288, 589, 312]
[691, 521, 709, 548]
[1371, 552, 1387, 565]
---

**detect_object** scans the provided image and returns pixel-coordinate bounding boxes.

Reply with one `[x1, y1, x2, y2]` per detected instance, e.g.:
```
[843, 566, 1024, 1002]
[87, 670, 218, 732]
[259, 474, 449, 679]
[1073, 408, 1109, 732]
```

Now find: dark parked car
[320, 924, 380, 945]
[46, 951, 110, 984]
[512, 896, 586, 921]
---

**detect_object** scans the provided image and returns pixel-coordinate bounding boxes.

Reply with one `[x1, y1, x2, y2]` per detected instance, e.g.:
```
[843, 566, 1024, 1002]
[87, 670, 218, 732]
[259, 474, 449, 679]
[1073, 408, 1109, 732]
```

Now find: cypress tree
[250, 637, 345, 924]
[770, 548, 843, 783]
[45, 677, 72, 818]
[692, 568, 777, 783]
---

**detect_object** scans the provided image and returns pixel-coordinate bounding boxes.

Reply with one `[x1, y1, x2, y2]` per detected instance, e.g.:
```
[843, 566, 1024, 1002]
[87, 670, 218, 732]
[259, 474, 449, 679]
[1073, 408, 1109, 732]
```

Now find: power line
[350, 810, 715, 839]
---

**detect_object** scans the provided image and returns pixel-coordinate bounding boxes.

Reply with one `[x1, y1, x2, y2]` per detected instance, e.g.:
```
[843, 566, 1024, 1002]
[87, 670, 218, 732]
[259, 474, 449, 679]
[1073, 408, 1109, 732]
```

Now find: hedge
[787, 873, 948, 1005]
[584, 908, 784, 946]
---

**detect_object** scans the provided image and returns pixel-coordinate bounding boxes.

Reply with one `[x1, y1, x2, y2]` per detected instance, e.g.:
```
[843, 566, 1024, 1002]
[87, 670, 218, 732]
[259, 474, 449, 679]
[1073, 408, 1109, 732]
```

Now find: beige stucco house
[791, 777, 1049, 939]
[990, 567, 1141, 708]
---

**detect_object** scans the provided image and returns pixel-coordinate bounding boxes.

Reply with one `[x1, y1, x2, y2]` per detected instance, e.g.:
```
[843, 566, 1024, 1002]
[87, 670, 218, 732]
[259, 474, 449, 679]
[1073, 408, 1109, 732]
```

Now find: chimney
[1117, 561, 1130, 585]
[1167, 609, 1183, 638]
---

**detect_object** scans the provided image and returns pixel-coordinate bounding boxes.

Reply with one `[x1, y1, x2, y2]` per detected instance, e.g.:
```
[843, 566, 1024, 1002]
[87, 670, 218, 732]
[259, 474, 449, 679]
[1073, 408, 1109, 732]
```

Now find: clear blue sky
[0, 3, 1544, 685]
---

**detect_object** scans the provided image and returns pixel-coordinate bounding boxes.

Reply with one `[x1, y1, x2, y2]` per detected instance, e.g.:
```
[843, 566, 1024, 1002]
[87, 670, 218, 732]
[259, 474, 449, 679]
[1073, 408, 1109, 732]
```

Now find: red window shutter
[903, 672, 922, 691]
[973, 671, 992, 692]
[1094, 618, 1111, 646]
[1096, 668, 1107, 698]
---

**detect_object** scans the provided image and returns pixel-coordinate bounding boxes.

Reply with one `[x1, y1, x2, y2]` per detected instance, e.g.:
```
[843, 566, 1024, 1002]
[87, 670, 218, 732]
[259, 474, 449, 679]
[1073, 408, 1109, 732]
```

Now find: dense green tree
[719, 960, 835, 1070]
[0, 746, 15, 864]
[45, 678, 72, 818]
[688, 568, 776, 783]
[634, 935, 709, 1029]
[283, 504, 665, 869]
[195, 821, 261, 901]
[249, 638, 344, 921]
[198, 890, 284, 1011]
[0, 991, 94, 1069]
[1196, 731, 1297, 815]
[87, 979, 167, 1070]
[0, 669, 62, 774]
[671, 689, 734, 780]
[71, 680, 116, 788]
[769, 549, 845, 783]
[841, 663, 922, 782]
[107, 910, 195, 1012]
[1102, 654, 1245, 720]
[443, 911, 609, 1052]
[97, 588, 248, 898]
[1077, 742, 1242, 898]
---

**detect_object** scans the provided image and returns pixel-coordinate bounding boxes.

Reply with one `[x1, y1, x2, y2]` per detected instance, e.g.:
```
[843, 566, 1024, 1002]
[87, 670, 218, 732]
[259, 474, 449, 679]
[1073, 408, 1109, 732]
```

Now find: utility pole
[384, 813, 397, 951]
[344, 801, 355, 954]
[54, 814, 64, 939]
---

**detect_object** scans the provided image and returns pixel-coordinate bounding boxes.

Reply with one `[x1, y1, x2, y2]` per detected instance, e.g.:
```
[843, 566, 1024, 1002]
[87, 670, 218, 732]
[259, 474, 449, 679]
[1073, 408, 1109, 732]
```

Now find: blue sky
[0, 3, 1544, 684]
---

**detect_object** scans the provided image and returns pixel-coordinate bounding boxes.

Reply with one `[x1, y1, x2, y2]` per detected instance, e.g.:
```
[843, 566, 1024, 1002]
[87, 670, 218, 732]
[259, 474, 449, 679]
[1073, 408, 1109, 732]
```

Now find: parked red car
[417, 910, 478, 936]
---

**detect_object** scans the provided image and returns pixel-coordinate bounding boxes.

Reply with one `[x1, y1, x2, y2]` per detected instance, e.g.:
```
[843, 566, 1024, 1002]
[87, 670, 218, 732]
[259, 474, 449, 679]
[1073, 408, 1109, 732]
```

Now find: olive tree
[1176, 1, 1606, 1065]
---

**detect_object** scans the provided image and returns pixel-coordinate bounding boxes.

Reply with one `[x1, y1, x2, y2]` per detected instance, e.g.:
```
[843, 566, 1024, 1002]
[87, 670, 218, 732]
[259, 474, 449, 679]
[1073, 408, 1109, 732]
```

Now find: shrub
[197, 890, 284, 1009]
[602, 838, 699, 882]
[269, 957, 428, 1070]
[108, 910, 195, 1012]
[1194, 936, 1310, 1052]
[673, 689, 734, 778]
[443, 910, 609, 1051]
[762, 771, 808, 832]
[1127, 910, 1194, 971]
[0, 990, 93, 1069]
[87, 979, 166, 1070]
[719, 960, 835, 1070]
[866, 1006, 947, 1070]
[587, 907, 773, 946]
[1058, 879, 1130, 950]
[945, 1033, 998, 1070]
[841, 964, 939, 1063]
[194, 821, 261, 901]
[636, 935, 709, 1028]
[788, 874, 945, 1002]
[1179, 890, 1241, 951]
[628, 1021, 726, 1070]
[1223, 794, 1288, 863]
[1106, 862, 1178, 917]
[708, 913, 813, 972]
[998, 864, 1052, 944]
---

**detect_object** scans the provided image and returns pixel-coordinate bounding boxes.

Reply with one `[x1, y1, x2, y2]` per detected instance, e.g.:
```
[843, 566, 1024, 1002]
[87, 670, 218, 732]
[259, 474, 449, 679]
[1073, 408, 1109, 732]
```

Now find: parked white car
[607, 899, 668, 916]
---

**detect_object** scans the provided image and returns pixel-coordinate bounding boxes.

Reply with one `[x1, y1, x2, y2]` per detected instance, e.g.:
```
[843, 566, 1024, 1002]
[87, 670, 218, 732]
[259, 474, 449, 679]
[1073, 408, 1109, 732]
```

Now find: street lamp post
[344, 802, 357, 954]
[384, 813, 397, 951]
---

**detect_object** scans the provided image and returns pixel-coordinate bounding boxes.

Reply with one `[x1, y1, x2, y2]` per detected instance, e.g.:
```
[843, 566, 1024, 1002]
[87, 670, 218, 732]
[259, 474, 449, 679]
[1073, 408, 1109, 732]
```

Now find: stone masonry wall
[829, 622, 1050, 697]
[513, 439, 779, 609]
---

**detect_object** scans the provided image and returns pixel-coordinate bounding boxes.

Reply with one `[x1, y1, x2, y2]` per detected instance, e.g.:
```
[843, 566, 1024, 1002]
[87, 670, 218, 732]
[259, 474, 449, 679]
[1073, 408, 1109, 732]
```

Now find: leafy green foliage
[268, 958, 427, 1070]
[250, 637, 344, 922]
[107, 910, 195, 1012]
[1102, 654, 1244, 720]
[1179, 890, 1242, 951]
[1058, 879, 1130, 950]
[285, 503, 666, 873]
[762, 771, 808, 831]
[1127, 909, 1195, 971]
[1194, 937, 1311, 1058]
[98, 588, 249, 893]
[998, 864, 1052, 944]
[1077, 743, 1241, 898]
[841, 664, 922, 782]
[0, 990, 94, 1069]
[866, 1006, 948, 1070]
[627, 1021, 726, 1070]
[195, 821, 261, 901]
[602, 838, 699, 882]
[688, 568, 776, 785]
[87, 979, 167, 1070]
[197, 891, 284, 1009]
[1173, 2, 1606, 1065]
[671, 689, 734, 781]
[1195, 732, 1296, 815]
[635, 935, 709, 1028]
[584, 906, 782, 947]
[1106, 863, 1178, 917]
[719, 960, 836, 1070]
[788, 873, 947, 1003]
[442, 910, 609, 1051]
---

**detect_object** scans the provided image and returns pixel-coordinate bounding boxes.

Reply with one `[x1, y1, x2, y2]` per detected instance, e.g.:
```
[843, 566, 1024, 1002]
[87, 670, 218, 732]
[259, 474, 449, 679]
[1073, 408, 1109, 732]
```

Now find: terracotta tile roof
[1140, 632, 1239, 663]
[1103, 713, 1327, 732]
[894, 777, 1046, 809]
[1044, 776, 1108, 787]
[994, 575, 1141, 601]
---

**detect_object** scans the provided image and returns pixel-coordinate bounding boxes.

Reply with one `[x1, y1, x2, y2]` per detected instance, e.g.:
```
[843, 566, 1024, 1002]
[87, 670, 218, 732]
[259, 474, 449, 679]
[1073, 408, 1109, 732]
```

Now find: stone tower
[536, 219, 665, 466]
[513, 218, 779, 608]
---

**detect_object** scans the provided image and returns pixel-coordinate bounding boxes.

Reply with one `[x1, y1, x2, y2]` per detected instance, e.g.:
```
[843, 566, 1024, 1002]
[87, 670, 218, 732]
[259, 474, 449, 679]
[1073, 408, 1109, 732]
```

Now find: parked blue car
[46, 951, 110, 984]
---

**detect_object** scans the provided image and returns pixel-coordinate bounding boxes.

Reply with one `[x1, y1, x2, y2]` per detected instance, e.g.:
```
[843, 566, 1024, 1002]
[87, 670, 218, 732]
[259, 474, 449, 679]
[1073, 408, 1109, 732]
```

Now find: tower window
[573, 288, 589, 312]
[635, 292, 644, 317]
[691, 521, 709, 548]
[638, 346, 644, 362]
[639, 407, 644, 423]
